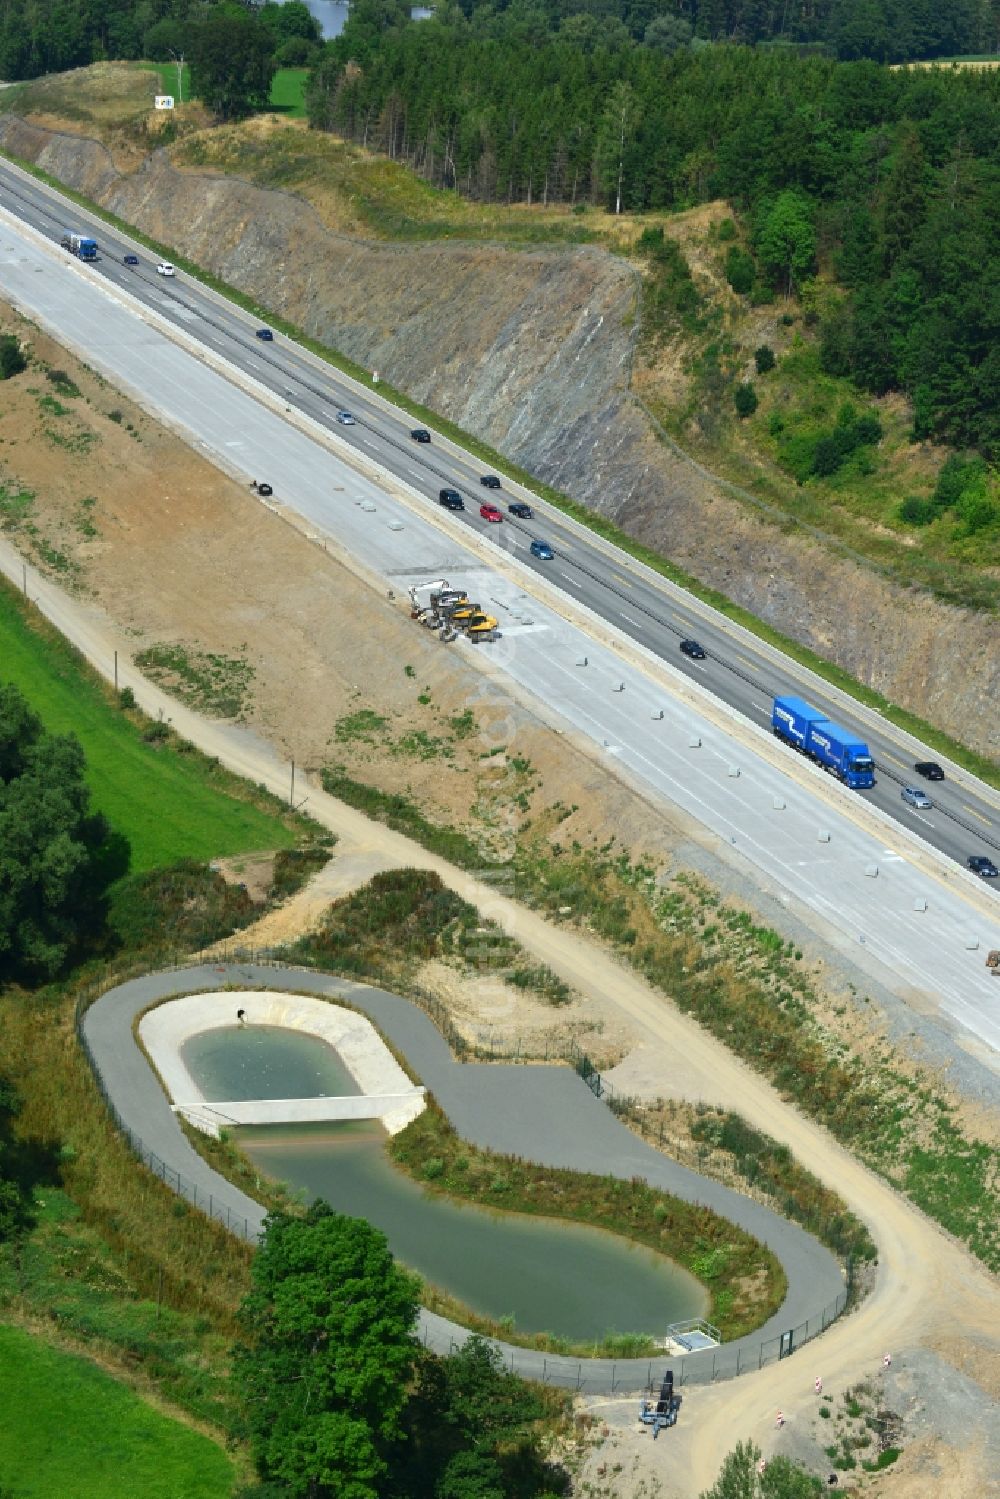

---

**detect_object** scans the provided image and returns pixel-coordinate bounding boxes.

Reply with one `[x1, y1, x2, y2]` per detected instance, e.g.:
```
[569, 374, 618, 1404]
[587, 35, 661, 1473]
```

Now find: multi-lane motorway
[0, 153, 997, 886]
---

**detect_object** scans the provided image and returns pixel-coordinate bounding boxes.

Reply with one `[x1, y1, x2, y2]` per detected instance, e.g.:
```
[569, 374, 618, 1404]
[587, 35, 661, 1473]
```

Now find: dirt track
[3, 533, 998, 1497]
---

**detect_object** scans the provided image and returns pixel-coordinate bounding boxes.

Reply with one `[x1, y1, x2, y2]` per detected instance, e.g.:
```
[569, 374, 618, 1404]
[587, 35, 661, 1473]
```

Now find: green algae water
[182, 1026, 360, 1101]
[237, 1120, 708, 1341]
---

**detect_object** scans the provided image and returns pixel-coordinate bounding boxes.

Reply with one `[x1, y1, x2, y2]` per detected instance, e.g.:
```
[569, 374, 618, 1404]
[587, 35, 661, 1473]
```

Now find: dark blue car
[530, 539, 554, 560]
[123, 254, 139, 266]
[256, 328, 274, 341]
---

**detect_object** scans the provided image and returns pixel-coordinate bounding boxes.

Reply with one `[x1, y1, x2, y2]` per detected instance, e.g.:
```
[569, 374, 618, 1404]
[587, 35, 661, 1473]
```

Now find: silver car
[336, 411, 356, 425]
[901, 785, 932, 810]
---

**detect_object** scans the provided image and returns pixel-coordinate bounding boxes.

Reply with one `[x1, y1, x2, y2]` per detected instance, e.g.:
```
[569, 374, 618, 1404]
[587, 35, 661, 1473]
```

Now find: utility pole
[169, 50, 184, 105]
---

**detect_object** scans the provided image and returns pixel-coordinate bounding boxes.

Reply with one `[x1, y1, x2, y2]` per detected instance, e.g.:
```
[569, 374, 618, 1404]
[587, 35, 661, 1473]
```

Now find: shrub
[45, 368, 80, 398]
[717, 218, 737, 242]
[898, 496, 937, 526]
[754, 344, 776, 373]
[734, 383, 758, 418]
[852, 410, 883, 445]
[0, 335, 26, 380]
[725, 246, 755, 295]
[933, 452, 982, 511]
[118, 686, 136, 709]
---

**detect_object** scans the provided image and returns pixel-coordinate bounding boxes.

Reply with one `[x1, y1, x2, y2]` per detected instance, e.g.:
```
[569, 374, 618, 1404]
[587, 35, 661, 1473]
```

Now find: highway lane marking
[620, 613, 641, 628]
[751, 701, 770, 714]
[532, 653, 977, 1015]
[881, 752, 908, 770]
[909, 813, 936, 828]
[963, 804, 993, 826]
[735, 654, 758, 672]
[613, 572, 633, 588]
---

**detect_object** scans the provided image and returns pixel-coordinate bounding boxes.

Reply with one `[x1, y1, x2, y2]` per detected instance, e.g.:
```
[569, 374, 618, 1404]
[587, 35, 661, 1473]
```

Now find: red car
[480, 502, 503, 522]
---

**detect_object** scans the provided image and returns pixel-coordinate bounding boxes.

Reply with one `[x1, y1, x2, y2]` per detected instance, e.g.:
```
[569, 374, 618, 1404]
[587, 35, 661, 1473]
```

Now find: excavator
[407, 580, 500, 643]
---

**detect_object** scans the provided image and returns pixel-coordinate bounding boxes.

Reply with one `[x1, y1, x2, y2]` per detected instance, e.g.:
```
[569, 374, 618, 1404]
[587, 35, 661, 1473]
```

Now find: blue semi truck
[61, 231, 98, 261]
[772, 695, 876, 789]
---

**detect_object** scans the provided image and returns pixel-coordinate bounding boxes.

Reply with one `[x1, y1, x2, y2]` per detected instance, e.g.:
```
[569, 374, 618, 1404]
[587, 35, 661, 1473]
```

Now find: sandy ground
[1, 306, 999, 1497]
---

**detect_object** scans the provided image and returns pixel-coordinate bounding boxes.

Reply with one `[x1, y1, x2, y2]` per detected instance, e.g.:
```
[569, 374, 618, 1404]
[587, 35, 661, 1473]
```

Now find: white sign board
[154, 95, 175, 110]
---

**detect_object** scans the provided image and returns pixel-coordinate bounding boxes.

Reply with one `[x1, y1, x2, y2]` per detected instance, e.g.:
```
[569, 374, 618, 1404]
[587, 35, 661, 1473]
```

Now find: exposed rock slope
[2, 113, 996, 759]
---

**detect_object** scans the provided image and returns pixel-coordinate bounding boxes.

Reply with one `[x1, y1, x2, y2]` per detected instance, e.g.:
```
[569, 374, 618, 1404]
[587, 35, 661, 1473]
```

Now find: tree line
[0, 1, 323, 91]
[309, 29, 1000, 455]
[0, 0, 997, 83]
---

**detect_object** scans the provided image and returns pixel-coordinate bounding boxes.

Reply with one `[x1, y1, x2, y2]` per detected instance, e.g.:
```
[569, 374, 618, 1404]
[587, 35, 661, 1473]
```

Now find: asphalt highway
[0, 154, 997, 887]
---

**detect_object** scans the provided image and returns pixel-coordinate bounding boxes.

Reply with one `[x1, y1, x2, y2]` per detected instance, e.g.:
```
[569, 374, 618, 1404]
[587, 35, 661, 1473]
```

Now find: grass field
[0, 578, 294, 871]
[0, 1322, 234, 1498]
[147, 62, 308, 116]
[150, 60, 191, 104]
[269, 68, 309, 116]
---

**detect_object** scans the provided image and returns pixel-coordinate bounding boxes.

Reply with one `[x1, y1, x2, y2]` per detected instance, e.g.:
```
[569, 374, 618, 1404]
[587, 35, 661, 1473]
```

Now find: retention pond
[182, 1025, 707, 1341]
[181, 1026, 361, 1102]
[237, 1120, 707, 1341]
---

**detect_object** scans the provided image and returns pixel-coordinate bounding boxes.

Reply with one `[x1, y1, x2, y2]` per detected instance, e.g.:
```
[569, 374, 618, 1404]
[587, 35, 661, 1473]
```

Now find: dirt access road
[3, 531, 999, 1498]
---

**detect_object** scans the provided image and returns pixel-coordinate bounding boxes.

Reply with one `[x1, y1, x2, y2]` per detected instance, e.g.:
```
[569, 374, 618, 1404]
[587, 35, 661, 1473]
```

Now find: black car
[508, 502, 533, 519]
[411, 428, 432, 443]
[439, 488, 464, 511]
[255, 328, 274, 341]
[914, 761, 945, 781]
[480, 475, 501, 489]
[968, 855, 999, 879]
[679, 639, 706, 660]
[123, 253, 139, 267]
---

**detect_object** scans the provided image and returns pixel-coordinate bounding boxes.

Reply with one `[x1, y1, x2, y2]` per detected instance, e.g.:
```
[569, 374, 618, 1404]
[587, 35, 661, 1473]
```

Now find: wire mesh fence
[75, 958, 852, 1390]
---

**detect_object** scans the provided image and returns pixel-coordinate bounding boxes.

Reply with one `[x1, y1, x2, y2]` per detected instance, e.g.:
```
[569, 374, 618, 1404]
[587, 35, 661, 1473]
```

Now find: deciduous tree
[233, 1202, 420, 1499]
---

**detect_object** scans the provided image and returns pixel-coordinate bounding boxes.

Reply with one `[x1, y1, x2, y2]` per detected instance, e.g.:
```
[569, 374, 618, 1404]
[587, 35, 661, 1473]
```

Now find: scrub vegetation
[291, 868, 572, 1007]
[133, 640, 256, 721]
[510, 847, 1000, 1273]
[629, 1100, 876, 1268]
[391, 1101, 785, 1349]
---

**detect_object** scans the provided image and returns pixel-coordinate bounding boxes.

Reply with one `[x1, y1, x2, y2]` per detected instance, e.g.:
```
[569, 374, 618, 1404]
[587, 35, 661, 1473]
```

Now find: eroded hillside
[1, 79, 997, 762]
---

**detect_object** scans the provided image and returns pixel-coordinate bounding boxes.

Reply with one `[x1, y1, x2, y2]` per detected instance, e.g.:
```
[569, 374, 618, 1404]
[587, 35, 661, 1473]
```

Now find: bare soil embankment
[1, 110, 997, 763]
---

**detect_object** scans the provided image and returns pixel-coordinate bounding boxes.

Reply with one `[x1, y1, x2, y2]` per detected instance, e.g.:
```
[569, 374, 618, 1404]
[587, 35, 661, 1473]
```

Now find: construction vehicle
[406, 580, 499, 643]
[463, 610, 499, 642]
[639, 1371, 681, 1438]
[987, 949, 1000, 976]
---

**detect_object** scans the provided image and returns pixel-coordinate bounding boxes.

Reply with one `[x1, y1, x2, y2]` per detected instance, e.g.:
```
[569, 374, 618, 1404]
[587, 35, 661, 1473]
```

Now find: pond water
[181, 1026, 360, 1102]
[301, 0, 349, 38]
[296, 0, 431, 37]
[237, 1120, 708, 1341]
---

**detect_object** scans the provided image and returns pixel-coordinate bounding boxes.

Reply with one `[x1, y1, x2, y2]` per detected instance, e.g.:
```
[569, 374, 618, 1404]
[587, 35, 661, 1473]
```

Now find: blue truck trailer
[772, 695, 876, 789]
[61, 232, 98, 261]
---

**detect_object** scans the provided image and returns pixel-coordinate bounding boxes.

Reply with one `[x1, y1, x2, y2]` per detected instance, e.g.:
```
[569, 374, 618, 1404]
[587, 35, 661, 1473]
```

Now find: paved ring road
[81, 962, 847, 1394]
